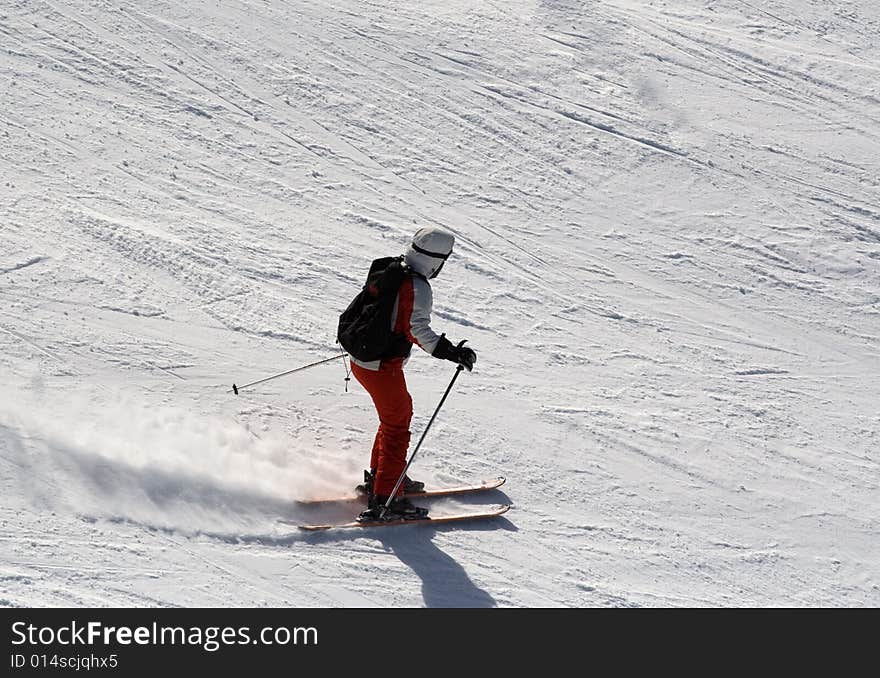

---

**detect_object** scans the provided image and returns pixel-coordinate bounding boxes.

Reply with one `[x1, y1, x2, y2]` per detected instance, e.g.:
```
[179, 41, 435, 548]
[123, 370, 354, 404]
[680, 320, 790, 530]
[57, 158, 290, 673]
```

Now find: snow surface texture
[1, 0, 878, 607]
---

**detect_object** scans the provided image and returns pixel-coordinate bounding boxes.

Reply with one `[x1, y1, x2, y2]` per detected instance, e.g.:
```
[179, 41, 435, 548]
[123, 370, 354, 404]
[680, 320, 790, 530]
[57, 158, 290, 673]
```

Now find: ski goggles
[412, 243, 451, 260]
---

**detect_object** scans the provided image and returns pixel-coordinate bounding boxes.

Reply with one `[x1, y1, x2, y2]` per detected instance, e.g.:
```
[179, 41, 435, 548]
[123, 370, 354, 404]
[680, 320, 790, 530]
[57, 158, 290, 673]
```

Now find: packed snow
[1, 0, 878, 607]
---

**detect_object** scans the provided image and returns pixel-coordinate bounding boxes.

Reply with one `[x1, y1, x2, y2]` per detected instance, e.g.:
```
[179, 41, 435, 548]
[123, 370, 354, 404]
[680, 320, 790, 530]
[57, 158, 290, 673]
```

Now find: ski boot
[356, 470, 425, 496]
[355, 469, 375, 497]
[402, 475, 425, 494]
[357, 493, 428, 522]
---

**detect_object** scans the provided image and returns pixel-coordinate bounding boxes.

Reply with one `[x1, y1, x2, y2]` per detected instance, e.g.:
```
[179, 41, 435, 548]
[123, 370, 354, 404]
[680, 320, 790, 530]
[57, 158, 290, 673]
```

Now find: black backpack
[337, 256, 412, 362]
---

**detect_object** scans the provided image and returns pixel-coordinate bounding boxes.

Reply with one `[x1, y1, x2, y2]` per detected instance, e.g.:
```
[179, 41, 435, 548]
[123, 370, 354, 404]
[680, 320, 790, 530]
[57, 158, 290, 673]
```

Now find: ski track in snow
[0, 0, 878, 607]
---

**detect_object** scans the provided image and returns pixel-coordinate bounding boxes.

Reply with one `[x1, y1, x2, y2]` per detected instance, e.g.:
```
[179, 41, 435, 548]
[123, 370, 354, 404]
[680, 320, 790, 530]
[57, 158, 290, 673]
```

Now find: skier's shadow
[302, 510, 516, 608]
[374, 521, 509, 608]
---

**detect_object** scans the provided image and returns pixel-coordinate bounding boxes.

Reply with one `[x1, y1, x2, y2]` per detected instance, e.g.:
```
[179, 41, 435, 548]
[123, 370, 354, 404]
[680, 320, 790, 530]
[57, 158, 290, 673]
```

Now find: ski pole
[380, 363, 465, 520]
[230, 354, 345, 395]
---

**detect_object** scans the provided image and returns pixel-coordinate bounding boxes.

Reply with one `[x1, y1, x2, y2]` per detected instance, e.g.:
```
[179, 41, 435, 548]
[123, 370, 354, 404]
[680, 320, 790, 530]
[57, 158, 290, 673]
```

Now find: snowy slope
[1, 0, 878, 607]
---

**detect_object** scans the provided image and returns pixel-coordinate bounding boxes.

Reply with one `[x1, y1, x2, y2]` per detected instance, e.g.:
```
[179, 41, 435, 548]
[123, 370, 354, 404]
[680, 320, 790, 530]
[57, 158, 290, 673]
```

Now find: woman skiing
[343, 226, 477, 520]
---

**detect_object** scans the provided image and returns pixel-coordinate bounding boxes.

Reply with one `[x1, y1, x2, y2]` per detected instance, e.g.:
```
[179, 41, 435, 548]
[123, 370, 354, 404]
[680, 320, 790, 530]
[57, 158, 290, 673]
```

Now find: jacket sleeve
[404, 276, 442, 355]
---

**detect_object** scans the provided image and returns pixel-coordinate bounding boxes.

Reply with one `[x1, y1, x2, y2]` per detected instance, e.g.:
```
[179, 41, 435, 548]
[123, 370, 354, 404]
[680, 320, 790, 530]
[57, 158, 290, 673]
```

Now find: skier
[345, 227, 477, 519]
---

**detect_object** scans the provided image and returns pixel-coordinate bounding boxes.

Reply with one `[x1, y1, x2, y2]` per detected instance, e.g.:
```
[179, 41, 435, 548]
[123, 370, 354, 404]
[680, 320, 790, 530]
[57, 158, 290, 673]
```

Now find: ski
[294, 503, 511, 531]
[298, 476, 506, 505]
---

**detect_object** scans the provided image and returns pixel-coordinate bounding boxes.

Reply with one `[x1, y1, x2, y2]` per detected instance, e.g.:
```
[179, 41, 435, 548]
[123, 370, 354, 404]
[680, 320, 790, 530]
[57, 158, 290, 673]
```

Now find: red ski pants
[350, 361, 412, 497]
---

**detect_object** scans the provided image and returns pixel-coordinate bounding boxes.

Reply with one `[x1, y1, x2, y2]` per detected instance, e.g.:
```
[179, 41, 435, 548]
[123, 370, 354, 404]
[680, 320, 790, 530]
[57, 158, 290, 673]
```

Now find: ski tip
[474, 476, 505, 491]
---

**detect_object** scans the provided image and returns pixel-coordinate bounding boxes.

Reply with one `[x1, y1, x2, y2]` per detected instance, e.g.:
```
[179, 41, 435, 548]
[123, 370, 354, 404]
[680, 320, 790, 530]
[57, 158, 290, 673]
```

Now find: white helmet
[404, 227, 454, 279]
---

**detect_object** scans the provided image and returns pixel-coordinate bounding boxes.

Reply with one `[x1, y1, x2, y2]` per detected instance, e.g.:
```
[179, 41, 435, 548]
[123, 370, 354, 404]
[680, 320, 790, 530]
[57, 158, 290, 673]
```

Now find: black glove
[432, 335, 477, 371]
